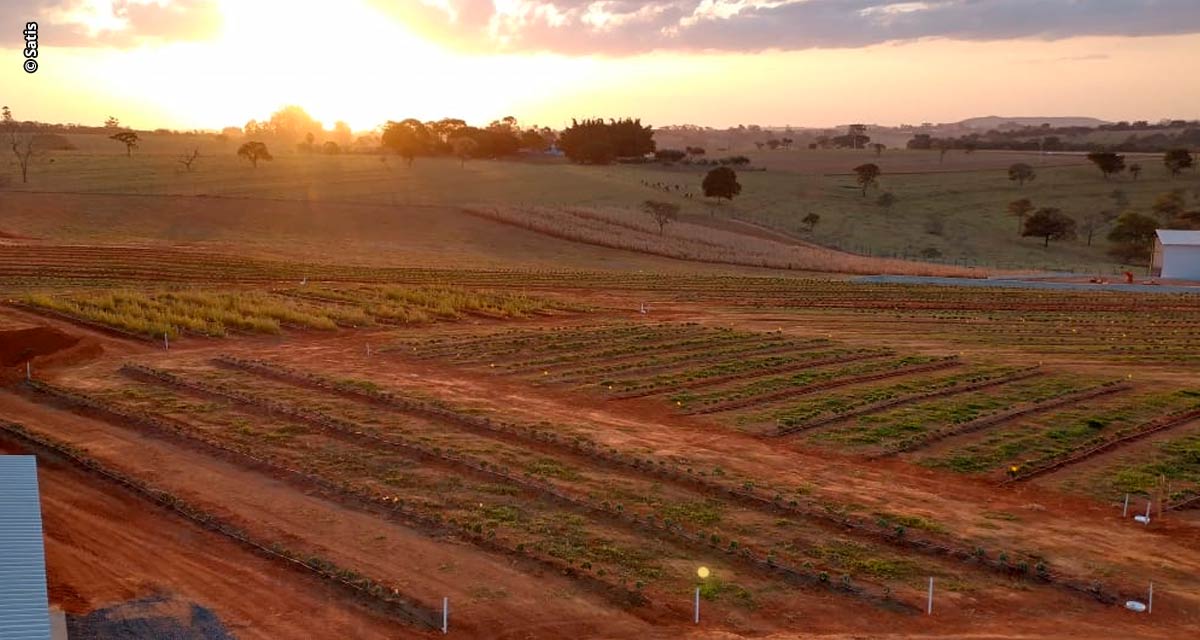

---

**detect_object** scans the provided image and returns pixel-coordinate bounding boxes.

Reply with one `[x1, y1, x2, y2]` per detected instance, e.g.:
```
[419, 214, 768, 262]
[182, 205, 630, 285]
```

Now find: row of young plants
[810, 375, 1108, 449]
[210, 355, 1136, 605]
[280, 285, 587, 323]
[22, 377, 654, 608]
[0, 417, 444, 629]
[678, 356, 960, 416]
[1006, 399, 1200, 484]
[389, 323, 674, 361]
[121, 363, 902, 607]
[441, 324, 710, 365]
[501, 329, 775, 374]
[765, 366, 1042, 435]
[608, 349, 890, 399]
[919, 390, 1200, 476]
[879, 381, 1133, 456]
[551, 338, 832, 386]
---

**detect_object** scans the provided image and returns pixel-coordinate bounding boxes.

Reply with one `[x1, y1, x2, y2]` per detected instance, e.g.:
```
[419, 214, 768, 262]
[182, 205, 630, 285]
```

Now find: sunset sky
[4, 0, 1200, 132]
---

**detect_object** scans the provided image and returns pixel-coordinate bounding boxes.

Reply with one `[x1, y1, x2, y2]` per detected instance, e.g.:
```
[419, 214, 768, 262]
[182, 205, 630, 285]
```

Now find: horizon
[4, 1, 1200, 132]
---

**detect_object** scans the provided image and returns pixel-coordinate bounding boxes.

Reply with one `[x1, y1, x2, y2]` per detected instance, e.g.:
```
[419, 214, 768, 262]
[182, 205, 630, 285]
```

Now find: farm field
[5, 267, 1200, 638]
[6, 137, 1198, 273]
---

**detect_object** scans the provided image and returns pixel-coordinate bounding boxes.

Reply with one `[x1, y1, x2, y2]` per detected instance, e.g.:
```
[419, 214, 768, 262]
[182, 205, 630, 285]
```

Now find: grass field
[5, 133, 1197, 273]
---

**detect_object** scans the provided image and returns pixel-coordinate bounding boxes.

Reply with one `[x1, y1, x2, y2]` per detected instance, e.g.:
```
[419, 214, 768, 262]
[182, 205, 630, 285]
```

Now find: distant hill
[955, 116, 1109, 130]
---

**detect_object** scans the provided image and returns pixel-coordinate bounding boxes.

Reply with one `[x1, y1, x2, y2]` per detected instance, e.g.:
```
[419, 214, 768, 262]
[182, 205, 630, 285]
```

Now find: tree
[1022, 208, 1077, 247]
[381, 119, 432, 166]
[852, 163, 880, 196]
[104, 116, 120, 129]
[642, 200, 679, 235]
[1079, 212, 1108, 246]
[1086, 151, 1126, 179]
[876, 192, 897, 210]
[1129, 163, 1142, 181]
[451, 137, 478, 167]
[846, 124, 869, 149]
[654, 149, 686, 162]
[1151, 189, 1187, 222]
[1008, 198, 1035, 234]
[264, 105, 322, 146]
[558, 118, 654, 164]
[702, 167, 741, 201]
[1107, 212, 1159, 262]
[871, 143, 886, 157]
[177, 147, 200, 172]
[331, 121, 353, 148]
[237, 141, 272, 168]
[3, 106, 35, 183]
[801, 213, 820, 231]
[321, 141, 341, 155]
[109, 131, 139, 157]
[1164, 148, 1194, 177]
[1008, 163, 1035, 187]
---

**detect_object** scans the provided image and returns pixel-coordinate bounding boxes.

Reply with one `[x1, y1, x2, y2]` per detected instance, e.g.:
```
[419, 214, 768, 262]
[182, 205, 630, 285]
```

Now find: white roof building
[1152, 230, 1200, 280]
[0, 456, 52, 640]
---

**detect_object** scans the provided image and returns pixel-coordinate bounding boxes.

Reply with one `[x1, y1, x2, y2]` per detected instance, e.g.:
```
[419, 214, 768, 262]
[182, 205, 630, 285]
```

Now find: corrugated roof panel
[1156, 229, 1200, 246]
[0, 455, 52, 640]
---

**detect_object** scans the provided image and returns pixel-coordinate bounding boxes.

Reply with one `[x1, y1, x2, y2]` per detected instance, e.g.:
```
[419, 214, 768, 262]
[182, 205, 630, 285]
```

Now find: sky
[3, 0, 1200, 132]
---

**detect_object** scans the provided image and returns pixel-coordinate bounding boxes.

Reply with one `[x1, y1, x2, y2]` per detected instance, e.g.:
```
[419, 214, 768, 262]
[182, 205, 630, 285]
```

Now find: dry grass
[465, 205, 986, 277]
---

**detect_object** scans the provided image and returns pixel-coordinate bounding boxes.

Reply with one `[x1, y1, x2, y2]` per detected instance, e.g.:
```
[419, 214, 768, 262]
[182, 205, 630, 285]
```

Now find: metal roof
[0, 455, 52, 640]
[1156, 229, 1200, 246]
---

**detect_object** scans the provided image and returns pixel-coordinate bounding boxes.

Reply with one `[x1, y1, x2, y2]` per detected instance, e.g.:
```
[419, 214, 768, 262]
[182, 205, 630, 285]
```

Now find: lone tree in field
[802, 212, 820, 231]
[702, 167, 741, 201]
[110, 131, 139, 157]
[853, 163, 880, 196]
[1008, 162, 1036, 187]
[642, 200, 680, 235]
[237, 141, 273, 168]
[1086, 151, 1126, 180]
[1164, 148, 1194, 178]
[381, 118, 433, 166]
[451, 137, 479, 167]
[1107, 212, 1159, 262]
[1007, 198, 1035, 234]
[871, 143, 886, 157]
[1023, 207, 1076, 247]
[104, 115, 120, 129]
[2, 106, 35, 183]
[1129, 163, 1142, 181]
[177, 147, 200, 172]
[876, 191, 897, 210]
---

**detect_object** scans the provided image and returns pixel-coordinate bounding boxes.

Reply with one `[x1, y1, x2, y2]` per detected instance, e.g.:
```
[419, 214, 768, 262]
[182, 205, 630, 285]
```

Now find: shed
[0, 455, 52, 640]
[1152, 230, 1200, 280]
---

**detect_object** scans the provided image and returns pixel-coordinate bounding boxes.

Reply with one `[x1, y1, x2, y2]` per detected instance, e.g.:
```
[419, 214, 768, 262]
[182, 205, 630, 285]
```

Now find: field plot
[18, 285, 584, 339]
[17, 359, 1091, 625]
[1047, 421, 1200, 505]
[803, 374, 1125, 453]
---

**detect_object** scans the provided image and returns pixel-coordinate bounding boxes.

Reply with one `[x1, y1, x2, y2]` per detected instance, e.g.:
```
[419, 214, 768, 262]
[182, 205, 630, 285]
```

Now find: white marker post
[25, 362, 31, 381]
[1148, 583, 1153, 614]
[366, 343, 371, 357]
[1123, 494, 1129, 517]
[164, 333, 169, 351]
[442, 596, 448, 634]
[927, 577, 934, 615]
[694, 587, 700, 624]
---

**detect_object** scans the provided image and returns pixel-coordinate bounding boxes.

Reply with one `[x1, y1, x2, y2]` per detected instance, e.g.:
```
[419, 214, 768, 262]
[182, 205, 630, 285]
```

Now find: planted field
[806, 374, 1116, 452]
[18, 285, 583, 339]
[917, 390, 1200, 479]
[1052, 425, 1200, 505]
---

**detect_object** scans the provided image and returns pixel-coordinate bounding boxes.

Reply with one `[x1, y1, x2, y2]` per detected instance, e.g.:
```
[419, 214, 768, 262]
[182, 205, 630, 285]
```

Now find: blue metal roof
[0, 455, 51, 640]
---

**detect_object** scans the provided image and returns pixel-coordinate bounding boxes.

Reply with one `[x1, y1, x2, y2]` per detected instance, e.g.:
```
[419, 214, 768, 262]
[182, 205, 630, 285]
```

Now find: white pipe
[694, 587, 700, 623]
[927, 577, 933, 615]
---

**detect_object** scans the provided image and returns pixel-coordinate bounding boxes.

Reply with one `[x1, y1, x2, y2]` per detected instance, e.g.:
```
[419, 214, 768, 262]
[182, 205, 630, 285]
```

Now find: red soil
[0, 326, 102, 383]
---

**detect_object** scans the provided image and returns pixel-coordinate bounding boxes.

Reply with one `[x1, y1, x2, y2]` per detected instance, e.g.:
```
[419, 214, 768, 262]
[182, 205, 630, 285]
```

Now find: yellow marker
[697, 567, 710, 579]
[676, 400, 683, 406]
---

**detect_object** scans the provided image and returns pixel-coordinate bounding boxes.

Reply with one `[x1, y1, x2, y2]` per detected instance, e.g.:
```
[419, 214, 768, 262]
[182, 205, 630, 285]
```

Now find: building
[0, 456, 53, 640]
[1152, 230, 1200, 280]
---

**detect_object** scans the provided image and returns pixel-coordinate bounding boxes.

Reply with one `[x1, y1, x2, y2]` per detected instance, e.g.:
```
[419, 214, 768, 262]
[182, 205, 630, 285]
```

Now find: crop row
[768, 367, 1042, 436]
[210, 355, 1133, 605]
[277, 284, 586, 322]
[1008, 405, 1200, 483]
[393, 323, 677, 360]
[680, 357, 960, 416]
[609, 349, 890, 399]
[0, 417, 443, 629]
[119, 364, 901, 605]
[501, 330, 777, 374]
[438, 325, 716, 366]
[880, 381, 1133, 456]
[549, 338, 831, 386]
[22, 377, 651, 607]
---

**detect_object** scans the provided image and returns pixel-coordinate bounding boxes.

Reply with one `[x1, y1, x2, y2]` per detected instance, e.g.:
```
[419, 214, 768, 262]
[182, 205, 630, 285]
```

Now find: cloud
[0, 0, 221, 47]
[372, 0, 1200, 54]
